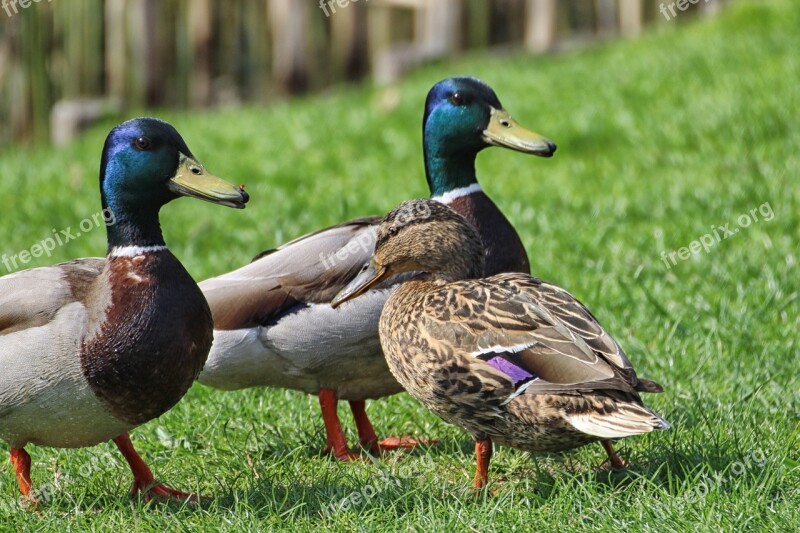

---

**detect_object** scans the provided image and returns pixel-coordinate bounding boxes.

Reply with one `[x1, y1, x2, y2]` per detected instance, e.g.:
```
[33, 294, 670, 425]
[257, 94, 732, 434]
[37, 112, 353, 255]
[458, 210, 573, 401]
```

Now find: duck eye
[450, 92, 466, 106]
[133, 136, 151, 150]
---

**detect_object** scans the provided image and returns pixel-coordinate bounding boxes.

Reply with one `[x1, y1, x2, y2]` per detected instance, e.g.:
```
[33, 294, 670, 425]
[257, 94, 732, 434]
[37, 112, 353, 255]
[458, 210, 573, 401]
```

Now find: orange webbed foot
[113, 433, 208, 505]
[129, 478, 205, 504]
[377, 436, 438, 452]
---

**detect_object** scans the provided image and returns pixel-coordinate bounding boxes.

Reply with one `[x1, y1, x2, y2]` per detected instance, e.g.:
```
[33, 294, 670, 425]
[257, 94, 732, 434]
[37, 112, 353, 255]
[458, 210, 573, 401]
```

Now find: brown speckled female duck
[333, 199, 669, 488]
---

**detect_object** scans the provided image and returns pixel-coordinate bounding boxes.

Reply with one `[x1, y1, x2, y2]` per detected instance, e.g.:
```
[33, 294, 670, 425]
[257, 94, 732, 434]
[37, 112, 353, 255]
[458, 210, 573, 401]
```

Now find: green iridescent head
[99, 117, 249, 248]
[422, 77, 556, 197]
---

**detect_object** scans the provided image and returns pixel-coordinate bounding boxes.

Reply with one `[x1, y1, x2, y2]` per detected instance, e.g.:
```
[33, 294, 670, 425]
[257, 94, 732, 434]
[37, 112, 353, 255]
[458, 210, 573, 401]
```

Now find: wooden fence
[0, 0, 728, 145]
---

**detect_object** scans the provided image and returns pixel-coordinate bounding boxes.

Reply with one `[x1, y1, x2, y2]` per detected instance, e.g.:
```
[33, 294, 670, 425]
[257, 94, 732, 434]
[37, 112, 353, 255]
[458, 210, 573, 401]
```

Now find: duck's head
[100, 118, 249, 213]
[99, 118, 249, 249]
[332, 199, 483, 307]
[423, 77, 556, 196]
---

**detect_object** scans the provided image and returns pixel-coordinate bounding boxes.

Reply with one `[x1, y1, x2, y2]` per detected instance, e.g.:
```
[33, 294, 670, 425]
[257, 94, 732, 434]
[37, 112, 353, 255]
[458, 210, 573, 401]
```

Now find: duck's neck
[102, 199, 167, 253]
[429, 178, 531, 276]
[424, 134, 530, 276]
[424, 140, 480, 198]
[431, 183, 484, 204]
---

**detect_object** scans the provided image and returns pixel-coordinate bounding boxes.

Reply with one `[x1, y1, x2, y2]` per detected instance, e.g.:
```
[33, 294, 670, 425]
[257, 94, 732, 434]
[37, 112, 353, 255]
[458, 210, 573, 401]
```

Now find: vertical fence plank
[125, 0, 148, 107]
[330, 0, 369, 82]
[366, 1, 394, 84]
[595, 0, 617, 36]
[4, 19, 29, 143]
[618, 0, 642, 37]
[524, 0, 557, 53]
[105, 0, 127, 104]
[465, 0, 490, 49]
[85, 0, 104, 96]
[144, 0, 169, 106]
[268, 0, 309, 94]
[188, 0, 213, 106]
[417, 0, 461, 58]
[242, 0, 270, 101]
[0, 22, 11, 144]
[21, 8, 49, 142]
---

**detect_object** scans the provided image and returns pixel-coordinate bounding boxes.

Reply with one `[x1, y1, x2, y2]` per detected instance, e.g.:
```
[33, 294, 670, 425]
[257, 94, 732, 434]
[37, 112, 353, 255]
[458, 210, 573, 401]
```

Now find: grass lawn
[0, 0, 798, 530]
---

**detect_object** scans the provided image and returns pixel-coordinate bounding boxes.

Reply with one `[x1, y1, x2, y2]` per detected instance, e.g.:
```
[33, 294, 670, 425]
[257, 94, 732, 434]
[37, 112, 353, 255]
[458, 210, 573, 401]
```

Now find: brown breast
[446, 191, 530, 276]
[80, 250, 212, 426]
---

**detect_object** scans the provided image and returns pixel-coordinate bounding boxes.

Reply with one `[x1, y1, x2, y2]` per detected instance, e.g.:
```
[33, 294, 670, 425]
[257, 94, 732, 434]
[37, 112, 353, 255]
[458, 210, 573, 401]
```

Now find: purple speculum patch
[484, 355, 535, 385]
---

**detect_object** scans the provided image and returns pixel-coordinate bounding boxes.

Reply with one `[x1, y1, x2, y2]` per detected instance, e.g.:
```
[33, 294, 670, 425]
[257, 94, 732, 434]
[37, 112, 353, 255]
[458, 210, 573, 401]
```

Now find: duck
[332, 199, 670, 488]
[197, 77, 556, 460]
[0, 117, 249, 504]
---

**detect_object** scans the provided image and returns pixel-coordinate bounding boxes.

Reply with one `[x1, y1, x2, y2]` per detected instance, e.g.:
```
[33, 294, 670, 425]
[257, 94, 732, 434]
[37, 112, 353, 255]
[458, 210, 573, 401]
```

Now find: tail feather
[568, 402, 670, 439]
[636, 378, 664, 394]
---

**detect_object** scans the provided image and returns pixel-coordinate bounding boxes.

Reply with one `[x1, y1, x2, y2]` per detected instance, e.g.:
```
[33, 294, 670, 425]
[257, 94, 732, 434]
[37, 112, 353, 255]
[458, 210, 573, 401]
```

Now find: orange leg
[113, 433, 203, 503]
[10, 448, 36, 502]
[601, 440, 628, 469]
[349, 400, 381, 454]
[319, 389, 361, 461]
[472, 438, 493, 489]
[349, 400, 433, 455]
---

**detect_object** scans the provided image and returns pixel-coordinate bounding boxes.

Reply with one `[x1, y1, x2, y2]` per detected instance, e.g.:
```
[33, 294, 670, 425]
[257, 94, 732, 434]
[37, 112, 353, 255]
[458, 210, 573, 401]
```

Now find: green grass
[1, 0, 799, 530]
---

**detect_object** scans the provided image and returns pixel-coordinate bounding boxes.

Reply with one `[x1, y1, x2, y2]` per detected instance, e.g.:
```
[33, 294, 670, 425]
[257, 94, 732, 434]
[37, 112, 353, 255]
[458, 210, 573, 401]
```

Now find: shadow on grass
[30, 393, 793, 519]
[26, 432, 791, 521]
[196, 433, 748, 522]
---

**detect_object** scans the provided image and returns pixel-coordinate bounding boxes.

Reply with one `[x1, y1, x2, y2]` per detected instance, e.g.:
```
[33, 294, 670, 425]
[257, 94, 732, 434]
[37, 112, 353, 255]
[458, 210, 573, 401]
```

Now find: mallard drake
[332, 199, 669, 488]
[0, 118, 249, 504]
[198, 77, 556, 460]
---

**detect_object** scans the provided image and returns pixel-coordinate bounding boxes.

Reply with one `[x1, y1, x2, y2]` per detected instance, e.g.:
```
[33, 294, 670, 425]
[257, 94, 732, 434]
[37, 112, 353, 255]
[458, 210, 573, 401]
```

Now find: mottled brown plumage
[333, 199, 669, 487]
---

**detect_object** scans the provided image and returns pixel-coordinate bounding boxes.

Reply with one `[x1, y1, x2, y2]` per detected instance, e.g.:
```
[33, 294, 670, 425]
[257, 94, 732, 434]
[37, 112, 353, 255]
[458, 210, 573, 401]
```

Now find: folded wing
[199, 217, 384, 330]
[0, 258, 105, 337]
[417, 273, 662, 397]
